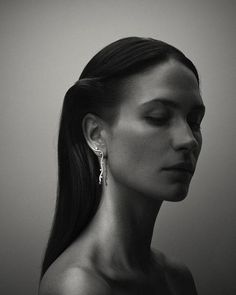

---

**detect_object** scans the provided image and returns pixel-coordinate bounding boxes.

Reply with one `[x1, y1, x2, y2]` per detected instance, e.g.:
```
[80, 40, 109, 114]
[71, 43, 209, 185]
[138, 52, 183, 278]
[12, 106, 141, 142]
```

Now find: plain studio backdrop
[0, 0, 235, 294]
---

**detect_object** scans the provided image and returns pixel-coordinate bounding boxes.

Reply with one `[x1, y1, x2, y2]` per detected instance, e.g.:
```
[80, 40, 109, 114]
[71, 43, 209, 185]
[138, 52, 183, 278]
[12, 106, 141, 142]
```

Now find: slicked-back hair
[40, 37, 200, 280]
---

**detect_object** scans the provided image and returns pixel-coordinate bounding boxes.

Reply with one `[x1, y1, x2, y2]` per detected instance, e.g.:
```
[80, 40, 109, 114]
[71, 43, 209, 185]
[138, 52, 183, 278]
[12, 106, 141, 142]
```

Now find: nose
[171, 120, 199, 152]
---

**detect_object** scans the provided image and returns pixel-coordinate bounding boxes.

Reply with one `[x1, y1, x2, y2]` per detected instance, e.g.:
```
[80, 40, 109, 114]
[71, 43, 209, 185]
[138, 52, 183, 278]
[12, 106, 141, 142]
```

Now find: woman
[38, 37, 205, 294]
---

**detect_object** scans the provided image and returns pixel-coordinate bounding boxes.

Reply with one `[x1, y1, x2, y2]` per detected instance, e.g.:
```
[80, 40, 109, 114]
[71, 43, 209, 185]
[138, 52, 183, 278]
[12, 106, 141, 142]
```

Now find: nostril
[171, 123, 200, 152]
[186, 138, 199, 152]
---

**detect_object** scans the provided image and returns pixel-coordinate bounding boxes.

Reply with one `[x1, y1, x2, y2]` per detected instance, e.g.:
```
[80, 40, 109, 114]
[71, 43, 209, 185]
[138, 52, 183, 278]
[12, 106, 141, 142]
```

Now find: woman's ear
[82, 113, 107, 156]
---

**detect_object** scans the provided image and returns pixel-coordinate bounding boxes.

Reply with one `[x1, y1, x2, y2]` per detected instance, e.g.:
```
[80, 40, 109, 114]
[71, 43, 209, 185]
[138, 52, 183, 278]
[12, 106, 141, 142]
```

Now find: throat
[75, 179, 163, 277]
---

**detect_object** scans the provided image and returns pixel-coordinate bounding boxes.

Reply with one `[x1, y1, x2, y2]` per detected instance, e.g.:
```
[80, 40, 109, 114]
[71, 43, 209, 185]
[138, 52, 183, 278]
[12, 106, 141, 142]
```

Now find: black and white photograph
[1, 1, 235, 294]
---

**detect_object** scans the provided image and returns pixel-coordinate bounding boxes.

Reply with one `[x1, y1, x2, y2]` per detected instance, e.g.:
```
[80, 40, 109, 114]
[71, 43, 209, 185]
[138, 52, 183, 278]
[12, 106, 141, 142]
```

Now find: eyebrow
[139, 98, 206, 113]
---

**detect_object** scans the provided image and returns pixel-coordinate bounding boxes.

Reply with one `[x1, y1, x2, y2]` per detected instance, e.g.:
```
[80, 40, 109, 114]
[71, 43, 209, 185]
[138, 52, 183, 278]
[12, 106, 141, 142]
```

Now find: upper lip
[164, 162, 195, 174]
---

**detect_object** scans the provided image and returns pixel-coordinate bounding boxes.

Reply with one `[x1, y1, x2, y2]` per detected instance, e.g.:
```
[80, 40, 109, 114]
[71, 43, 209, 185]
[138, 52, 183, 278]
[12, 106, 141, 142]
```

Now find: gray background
[1, 0, 235, 294]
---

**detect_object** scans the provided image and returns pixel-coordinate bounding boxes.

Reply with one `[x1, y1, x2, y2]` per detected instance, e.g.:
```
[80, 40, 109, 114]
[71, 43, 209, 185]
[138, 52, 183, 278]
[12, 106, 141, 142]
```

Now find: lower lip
[163, 169, 193, 179]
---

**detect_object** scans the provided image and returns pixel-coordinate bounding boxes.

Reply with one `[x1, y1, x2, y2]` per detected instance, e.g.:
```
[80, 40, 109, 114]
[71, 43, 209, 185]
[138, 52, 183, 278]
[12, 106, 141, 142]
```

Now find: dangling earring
[93, 146, 108, 186]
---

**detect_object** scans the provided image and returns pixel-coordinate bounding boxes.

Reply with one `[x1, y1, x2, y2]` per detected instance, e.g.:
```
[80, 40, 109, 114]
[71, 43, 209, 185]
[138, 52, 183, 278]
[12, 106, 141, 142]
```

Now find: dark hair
[40, 37, 200, 279]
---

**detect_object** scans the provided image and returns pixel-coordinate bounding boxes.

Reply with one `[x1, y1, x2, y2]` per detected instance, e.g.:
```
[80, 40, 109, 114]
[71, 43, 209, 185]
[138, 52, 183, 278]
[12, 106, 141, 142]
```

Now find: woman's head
[84, 59, 204, 204]
[40, 37, 204, 279]
[78, 37, 204, 201]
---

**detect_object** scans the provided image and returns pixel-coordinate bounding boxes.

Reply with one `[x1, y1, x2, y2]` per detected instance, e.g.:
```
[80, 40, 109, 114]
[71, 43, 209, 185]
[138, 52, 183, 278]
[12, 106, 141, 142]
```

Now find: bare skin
[39, 245, 198, 294]
[39, 59, 204, 295]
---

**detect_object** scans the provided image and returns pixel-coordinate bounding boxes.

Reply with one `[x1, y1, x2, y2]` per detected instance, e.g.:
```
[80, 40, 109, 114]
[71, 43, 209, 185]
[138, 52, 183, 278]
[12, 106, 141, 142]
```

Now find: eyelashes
[144, 111, 170, 125]
[145, 116, 169, 125]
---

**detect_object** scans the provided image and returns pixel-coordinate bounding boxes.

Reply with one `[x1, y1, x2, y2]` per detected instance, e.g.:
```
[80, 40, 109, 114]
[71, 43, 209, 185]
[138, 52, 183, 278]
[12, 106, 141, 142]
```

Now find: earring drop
[93, 146, 107, 186]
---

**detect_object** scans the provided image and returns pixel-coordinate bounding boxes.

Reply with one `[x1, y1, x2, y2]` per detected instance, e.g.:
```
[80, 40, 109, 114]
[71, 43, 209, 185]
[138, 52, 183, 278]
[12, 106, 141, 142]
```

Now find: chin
[165, 185, 190, 202]
[150, 183, 190, 202]
[168, 192, 188, 202]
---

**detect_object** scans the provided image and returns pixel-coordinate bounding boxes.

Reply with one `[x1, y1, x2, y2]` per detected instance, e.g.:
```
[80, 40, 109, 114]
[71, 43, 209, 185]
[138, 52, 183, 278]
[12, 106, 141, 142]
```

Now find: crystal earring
[93, 146, 107, 185]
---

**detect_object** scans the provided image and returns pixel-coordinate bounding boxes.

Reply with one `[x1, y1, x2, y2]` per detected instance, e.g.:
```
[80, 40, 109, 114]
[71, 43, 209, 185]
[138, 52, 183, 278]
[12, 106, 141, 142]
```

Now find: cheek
[107, 123, 167, 187]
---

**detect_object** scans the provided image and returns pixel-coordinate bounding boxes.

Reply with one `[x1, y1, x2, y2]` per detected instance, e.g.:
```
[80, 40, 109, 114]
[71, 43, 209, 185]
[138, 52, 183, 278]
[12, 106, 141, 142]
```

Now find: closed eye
[145, 116, 169, 125]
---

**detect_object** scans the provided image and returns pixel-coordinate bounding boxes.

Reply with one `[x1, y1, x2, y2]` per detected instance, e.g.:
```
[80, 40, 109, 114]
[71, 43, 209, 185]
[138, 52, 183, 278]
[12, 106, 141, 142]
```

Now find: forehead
[119, 59, 203, 112]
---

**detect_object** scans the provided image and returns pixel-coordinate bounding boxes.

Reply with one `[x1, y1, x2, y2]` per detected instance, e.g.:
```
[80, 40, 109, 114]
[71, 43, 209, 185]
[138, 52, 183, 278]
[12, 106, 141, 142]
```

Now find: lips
[163, 162, 195, 174]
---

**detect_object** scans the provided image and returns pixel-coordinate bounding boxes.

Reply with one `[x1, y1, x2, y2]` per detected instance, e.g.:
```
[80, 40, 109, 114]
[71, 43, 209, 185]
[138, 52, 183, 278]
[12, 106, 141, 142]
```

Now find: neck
[78, 177, 162, 275]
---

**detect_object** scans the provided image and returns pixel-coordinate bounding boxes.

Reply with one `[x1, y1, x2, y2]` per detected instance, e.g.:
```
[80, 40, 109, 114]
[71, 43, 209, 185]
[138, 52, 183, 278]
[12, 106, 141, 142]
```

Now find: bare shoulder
[38, 266, 112, 295]
[152, 248, 198, 295]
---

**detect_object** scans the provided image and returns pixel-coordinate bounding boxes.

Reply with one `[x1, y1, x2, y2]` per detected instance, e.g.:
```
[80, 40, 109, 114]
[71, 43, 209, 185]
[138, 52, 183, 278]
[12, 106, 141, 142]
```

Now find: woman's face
[106, 59, 205, 202]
